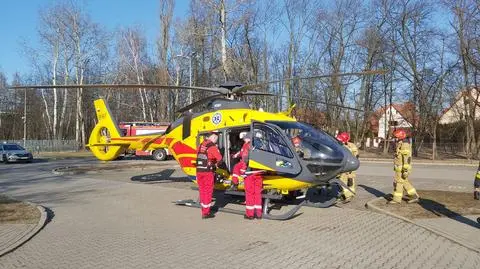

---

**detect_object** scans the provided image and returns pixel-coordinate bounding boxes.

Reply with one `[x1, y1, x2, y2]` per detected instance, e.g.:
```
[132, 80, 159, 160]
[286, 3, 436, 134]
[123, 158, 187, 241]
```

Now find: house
[439, 88, 480, 124]
[369, 102, 416, 139]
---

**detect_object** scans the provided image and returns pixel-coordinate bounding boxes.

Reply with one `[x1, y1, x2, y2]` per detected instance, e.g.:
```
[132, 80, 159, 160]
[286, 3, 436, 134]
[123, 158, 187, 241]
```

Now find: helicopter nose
[340, 148, 360, 173]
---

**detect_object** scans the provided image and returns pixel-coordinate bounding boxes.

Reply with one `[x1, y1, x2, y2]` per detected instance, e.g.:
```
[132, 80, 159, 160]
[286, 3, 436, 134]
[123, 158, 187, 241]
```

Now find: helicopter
[11, 70, 384, 220]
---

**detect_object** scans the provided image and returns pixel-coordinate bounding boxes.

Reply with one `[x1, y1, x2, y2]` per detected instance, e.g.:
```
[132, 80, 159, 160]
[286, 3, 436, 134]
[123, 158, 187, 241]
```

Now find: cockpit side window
[253, 125, 294, 158]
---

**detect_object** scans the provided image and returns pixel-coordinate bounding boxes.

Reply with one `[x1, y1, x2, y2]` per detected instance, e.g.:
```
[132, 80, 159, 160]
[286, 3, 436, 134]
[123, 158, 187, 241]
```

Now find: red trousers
[244, 174, 263, 217]
[232, 161, 247, 185]
[197, 172, 214, 216]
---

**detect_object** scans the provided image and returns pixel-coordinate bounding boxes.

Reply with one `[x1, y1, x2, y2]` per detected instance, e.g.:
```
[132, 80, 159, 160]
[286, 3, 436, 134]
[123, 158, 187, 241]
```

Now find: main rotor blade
[176, 94, 225, 114]
[9, 84, 230, 95]
[277, 95, 363, 112]
[241, 91, 276, 96]
[232, 70, 387, 93]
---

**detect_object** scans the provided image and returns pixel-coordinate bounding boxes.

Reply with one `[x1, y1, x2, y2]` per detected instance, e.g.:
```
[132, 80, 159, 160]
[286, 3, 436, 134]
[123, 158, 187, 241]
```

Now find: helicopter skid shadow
[131, 169, 191, 184]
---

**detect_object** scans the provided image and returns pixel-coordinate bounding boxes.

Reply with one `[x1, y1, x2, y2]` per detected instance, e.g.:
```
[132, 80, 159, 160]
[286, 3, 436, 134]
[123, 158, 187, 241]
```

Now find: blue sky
[0, 0, 189, 82]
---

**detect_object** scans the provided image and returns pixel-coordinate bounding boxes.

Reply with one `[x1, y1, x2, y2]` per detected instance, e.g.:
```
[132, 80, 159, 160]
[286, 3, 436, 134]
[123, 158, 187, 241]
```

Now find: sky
[0, 0, 189, 82]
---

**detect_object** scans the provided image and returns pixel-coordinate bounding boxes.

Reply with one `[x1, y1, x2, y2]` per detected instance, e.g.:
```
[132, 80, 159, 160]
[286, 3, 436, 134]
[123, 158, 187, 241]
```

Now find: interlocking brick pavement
[0, 224, 36, 254]
[0, 160, 479, 268]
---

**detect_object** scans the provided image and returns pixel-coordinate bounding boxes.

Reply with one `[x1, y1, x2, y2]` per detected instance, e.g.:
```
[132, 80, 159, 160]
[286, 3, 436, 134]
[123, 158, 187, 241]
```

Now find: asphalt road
[0, 158, 478, 269]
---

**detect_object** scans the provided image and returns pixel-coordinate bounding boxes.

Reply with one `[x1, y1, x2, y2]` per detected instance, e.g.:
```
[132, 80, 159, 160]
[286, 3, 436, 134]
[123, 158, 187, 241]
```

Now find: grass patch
[373, 190, 480, 219]
[0, 195, 40, 224]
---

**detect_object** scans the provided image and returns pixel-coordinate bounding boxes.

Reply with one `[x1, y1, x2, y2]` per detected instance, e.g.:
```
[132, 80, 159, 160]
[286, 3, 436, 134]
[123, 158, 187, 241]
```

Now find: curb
[0, 204, 48, 257]
[361, 159, 478, 167]
[366, 197, 480, 253]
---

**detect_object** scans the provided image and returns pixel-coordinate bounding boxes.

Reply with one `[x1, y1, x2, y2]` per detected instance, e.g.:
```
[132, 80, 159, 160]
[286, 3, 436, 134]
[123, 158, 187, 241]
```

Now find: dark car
[0, 143, 33, 163]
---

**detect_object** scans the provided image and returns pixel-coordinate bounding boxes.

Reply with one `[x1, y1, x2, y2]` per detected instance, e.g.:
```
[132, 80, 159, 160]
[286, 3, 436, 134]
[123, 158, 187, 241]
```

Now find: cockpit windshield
[267, 121, 344, 162]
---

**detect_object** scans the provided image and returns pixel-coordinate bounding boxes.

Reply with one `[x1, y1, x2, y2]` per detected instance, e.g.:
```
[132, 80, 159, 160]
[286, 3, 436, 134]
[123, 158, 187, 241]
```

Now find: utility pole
[23, 88, 27, 147]
[175, 51, 196, 105]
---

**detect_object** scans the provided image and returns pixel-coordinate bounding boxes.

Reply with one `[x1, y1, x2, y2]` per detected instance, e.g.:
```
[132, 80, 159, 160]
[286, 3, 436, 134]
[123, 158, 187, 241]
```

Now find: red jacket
[234, 141, 251, 163]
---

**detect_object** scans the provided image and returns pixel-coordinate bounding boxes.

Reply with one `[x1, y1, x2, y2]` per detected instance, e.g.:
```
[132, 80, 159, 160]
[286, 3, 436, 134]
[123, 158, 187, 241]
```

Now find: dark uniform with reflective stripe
[474, 162, 480, 200]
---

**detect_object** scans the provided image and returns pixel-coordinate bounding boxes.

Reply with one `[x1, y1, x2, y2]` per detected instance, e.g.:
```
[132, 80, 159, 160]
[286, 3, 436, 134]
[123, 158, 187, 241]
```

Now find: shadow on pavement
[44, 207, 55, 224]
[130, 169, 191, 183]
[358, 184, 387, 198]
[418, 198, 480, 229]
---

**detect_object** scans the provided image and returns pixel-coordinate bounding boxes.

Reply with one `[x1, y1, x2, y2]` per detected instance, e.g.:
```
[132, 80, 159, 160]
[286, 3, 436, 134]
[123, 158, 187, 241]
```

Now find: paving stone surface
[0, 159, 479, 269]
[0, 224, 36, 254]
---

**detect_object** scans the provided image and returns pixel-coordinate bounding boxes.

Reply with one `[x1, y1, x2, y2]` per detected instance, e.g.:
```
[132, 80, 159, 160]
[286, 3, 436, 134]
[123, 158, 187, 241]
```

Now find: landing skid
[174, 179, 350, 220]
[173, 199, 245, 216]
[173, 193, 304, 221]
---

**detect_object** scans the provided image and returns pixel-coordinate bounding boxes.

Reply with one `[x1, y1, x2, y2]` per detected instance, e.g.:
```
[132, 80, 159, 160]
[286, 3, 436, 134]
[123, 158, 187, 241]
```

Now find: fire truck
[118, 122, 170, 161]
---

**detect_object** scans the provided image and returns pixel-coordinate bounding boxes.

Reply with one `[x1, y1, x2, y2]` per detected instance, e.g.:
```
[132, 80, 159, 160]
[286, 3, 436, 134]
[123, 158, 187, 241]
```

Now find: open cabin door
[248, 122, 302, 176]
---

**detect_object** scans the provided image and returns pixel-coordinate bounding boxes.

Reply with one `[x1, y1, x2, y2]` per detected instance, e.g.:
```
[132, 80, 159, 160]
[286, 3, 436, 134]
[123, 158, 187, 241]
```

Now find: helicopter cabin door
[248, 122, 302, 176]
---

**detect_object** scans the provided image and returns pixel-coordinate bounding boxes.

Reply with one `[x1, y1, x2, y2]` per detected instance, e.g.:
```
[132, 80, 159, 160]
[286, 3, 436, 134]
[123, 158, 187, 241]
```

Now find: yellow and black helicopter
[12, 70, 383, 220]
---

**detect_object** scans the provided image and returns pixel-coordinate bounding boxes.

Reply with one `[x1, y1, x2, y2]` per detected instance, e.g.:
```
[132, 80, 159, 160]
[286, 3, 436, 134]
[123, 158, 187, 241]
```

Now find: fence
[4, 140, 80, 153]
[365, 140, 467, 158]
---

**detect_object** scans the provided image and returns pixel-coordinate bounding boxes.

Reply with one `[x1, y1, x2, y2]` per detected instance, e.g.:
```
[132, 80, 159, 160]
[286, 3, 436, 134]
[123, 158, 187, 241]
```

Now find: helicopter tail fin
[87, 99, 127, 161]
[93, 99, 122, 138]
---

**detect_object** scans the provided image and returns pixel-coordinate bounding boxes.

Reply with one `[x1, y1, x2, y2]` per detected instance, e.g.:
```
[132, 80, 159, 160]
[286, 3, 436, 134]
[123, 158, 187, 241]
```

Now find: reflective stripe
[245, 205, 255, 210]
[406, 188, 417, 196]
[254, 205, 262, 209]
[232, 174, 239, 177]
[200, 203, 211, 208]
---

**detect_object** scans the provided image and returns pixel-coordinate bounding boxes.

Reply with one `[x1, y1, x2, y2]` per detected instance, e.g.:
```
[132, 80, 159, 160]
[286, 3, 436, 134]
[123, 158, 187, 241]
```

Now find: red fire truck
[118, 122, 170, 161]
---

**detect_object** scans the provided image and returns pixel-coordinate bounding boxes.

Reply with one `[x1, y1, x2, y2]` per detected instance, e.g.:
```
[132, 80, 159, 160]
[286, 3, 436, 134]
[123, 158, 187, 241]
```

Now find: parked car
[0, 143, 33, 163]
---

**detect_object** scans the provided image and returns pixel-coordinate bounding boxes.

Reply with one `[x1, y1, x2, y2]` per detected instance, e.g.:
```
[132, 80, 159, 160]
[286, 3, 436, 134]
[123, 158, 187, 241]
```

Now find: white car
[0, 143, 33, 163]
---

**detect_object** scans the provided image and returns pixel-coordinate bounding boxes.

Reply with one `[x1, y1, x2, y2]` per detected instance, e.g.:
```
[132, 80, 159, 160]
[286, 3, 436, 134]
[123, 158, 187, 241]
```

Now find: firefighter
[196, 131, 223, 219]
[474, 161, 480, 200]
[335, 132, 358, 202]
[388, 129, 420, 204]
[230, 132, 251, 191]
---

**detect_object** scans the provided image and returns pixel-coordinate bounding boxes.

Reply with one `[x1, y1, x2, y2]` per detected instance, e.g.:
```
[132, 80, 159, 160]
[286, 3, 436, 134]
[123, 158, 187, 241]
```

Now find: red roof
[369, 102, 417, 134]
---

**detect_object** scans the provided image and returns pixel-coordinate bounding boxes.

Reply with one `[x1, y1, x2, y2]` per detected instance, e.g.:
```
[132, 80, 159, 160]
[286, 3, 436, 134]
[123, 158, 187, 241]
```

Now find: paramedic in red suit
[244, 172, 263, 220]
[230, 132, 251, 190]
[242, 132, 263, 220]
[196, 132, 222, 219]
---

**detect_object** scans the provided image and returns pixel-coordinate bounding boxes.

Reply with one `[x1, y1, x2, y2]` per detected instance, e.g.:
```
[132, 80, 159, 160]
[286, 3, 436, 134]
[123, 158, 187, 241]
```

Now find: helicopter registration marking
[212, 112, 222, 125]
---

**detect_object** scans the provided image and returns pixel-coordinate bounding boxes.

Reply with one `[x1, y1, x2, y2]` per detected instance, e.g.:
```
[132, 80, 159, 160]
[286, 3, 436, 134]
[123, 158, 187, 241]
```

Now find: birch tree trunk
[219, 0, 229, 81]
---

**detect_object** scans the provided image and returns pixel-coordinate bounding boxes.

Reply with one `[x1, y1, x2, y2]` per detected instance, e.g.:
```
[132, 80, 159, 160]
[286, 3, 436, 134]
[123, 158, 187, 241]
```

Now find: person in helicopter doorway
[196, 131, 223, 219]
[335, 132, 359, 203]
[234, 131, 264, 220]
[230, 131, 251, 191]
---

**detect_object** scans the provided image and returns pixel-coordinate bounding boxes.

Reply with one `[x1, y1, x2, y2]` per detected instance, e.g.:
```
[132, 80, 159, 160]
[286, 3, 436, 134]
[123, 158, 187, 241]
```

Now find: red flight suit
[231, 141, 251, 185]
[232, 140, 263, 218]
[244, 173, 263, 218]
[196, 140, 222, 217]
